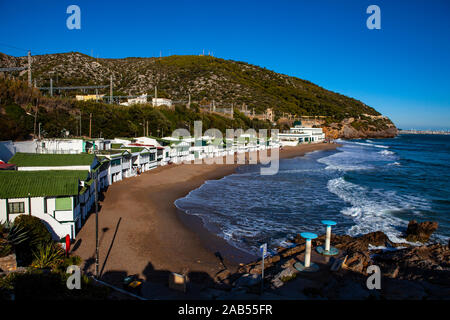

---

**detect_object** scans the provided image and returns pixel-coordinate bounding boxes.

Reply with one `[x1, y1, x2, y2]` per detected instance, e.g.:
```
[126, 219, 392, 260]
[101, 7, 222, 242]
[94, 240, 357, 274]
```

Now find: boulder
[276, 267, 297, 282]
[405, 220, 438, 243]
[215, 269, 231, 282]
[234, 273, 261, 289]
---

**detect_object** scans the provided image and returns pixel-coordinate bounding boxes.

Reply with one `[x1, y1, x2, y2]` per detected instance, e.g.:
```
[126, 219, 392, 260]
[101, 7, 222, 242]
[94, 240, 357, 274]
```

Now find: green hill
[0, 52, 397, 140]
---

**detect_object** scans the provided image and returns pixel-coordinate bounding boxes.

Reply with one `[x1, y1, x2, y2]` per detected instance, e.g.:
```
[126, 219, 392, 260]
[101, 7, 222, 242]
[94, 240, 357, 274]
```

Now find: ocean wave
[379, 149, 395, 156]
[327, 177, 431, 243]
[353, 141, 389, 149]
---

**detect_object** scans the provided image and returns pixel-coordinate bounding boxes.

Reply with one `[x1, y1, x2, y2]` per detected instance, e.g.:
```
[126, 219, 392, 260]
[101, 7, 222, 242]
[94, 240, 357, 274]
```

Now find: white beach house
[0, 170, 91, 240]
[278, 125, 325, 146]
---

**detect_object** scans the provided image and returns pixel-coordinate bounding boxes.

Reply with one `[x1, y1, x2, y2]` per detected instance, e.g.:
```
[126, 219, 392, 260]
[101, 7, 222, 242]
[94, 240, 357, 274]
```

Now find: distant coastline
[399, 129, 450, 135]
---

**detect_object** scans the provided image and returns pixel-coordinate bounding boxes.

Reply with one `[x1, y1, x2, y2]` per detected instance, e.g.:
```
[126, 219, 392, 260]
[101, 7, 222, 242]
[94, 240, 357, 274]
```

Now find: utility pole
[33, 98, 38, 138]
[94, 173, 99, 278]
[50, 78, 53, 97]
[89, 113, 92, 138]
[38, 122, 41, 140]
[79, 112, 82, 137]
[110, 75, 113, 104]
[146, 120, 149, 137]
[27, 51, 32, 87]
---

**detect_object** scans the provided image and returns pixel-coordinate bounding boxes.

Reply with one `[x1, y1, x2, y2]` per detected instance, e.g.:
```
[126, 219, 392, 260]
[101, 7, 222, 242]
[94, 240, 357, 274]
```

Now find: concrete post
[305, 239, 311, 268]
[325, 225, 331, 252]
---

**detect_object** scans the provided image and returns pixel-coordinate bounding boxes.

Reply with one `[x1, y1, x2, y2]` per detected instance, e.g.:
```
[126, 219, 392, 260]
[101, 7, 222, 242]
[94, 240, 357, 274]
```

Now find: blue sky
[1, 0, 449, 130]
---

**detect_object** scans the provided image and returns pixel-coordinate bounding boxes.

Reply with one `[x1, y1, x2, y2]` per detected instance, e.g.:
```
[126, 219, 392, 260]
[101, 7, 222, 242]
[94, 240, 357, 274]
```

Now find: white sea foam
[379, 150, 395, 156]
[327, 177, 431, 243]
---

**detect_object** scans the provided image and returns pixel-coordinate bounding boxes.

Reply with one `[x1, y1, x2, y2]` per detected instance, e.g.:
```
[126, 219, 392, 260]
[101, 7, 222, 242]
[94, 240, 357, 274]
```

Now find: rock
[280, 244, 305, 258]
[271, 278, 284, 289]
[234, 274, 261, 289]
[0, 254, 17, 272]
[405, 220, 438, 243]
[276, 267, 297, 282]
[215, 269, 231, 282]
[344, 251, 371, 273]
[384, 265, 400, 279]
[281, 258, 296, 269]
[345, 258, 365, 273]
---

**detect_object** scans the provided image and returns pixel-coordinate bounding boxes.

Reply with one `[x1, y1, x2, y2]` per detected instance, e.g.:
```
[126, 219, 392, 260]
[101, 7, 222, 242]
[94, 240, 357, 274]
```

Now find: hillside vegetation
[0, 77, 271, 141]
[0, 52, 397, 140]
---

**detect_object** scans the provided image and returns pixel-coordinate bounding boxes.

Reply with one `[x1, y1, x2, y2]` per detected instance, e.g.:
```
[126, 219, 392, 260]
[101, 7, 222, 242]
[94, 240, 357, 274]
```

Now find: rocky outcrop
[213, 227, 449, 300]
[322, 117, 398, 139]
[405, 220, 439, 243]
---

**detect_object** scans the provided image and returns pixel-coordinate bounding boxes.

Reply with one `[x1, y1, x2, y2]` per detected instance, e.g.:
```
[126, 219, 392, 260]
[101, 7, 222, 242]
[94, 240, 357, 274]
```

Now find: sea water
[175, 134, 450, 255]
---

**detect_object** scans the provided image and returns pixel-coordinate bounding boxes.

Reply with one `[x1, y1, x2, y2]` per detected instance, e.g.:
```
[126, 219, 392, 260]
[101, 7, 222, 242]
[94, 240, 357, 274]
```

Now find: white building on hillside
[120, 94, 148, 106]
[152, 98, 173, 107]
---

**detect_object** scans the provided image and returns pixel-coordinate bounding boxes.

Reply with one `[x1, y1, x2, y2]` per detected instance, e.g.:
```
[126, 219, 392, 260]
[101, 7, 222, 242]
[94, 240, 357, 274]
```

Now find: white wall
[13, 141, 38, 153]
[18, 165, 92, 171]
[0, 196, 76, 240]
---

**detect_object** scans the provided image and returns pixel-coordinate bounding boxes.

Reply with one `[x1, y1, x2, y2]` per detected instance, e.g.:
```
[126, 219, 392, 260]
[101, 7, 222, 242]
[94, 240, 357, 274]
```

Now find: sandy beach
[72, 143, 340, 290]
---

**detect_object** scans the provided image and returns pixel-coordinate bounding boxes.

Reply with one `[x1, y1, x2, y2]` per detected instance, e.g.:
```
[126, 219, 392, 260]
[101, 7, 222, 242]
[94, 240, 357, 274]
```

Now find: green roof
[9, 153, 95, 167]
[111, 143, 123, 149]
[0, 170, 89, 198]
[121, 147, 145, 153]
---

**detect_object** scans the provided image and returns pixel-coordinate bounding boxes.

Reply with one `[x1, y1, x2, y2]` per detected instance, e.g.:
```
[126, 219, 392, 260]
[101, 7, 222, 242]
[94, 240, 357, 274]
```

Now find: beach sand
[72, 143, 340, 290]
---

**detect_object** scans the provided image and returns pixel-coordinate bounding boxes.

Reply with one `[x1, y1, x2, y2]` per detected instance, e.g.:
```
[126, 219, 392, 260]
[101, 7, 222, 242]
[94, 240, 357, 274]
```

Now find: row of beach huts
[0, 125, 325, 241]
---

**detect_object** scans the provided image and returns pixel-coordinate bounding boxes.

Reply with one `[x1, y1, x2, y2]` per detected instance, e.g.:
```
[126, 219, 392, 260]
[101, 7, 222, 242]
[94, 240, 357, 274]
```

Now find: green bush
[14, 215, 52, 245]
[13, 215, 53, 266]
[57, 255, 83, 272]
[31, 243, 65, 269]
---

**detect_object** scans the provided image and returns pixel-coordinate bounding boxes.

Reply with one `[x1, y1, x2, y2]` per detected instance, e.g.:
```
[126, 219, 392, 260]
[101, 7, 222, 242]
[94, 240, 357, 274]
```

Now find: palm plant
[0, 222, 29, 257]
[31, 243, 65, 269]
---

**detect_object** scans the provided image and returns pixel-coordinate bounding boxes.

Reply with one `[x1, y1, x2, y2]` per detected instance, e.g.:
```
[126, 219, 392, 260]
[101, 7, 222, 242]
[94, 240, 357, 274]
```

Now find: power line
[0, 42, 29, 53]
[0, 66, 27, 72]
[38, 85, 109, 90]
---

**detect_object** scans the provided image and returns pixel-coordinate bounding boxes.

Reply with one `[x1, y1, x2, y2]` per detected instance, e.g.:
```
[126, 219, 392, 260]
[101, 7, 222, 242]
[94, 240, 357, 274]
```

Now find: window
[111, 159, 121, 167]
[55, 197, 72, 211]
[8, 202, 25, 214]
[43, 198, 47, 213]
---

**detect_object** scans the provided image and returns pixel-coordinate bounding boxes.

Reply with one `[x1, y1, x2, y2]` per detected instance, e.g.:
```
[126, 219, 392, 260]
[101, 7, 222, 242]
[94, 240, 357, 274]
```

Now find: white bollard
[305, 239, 312, 268]
[325, 225, 331, 252]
